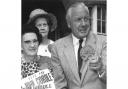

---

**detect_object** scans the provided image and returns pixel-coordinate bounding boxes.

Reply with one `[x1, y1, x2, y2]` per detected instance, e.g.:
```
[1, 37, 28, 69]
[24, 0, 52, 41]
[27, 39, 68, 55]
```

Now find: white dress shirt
[72, 34, 86, 68]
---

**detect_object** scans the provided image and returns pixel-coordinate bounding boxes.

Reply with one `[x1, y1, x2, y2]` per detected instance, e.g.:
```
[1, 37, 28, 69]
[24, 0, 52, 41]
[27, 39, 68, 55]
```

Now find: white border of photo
[0, 0, 21, 89]
[108, 0, 128, 89]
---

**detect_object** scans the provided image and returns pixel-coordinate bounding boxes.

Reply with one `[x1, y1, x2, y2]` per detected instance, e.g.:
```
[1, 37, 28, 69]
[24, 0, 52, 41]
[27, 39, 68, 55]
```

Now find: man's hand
[88, 56, 102, 71]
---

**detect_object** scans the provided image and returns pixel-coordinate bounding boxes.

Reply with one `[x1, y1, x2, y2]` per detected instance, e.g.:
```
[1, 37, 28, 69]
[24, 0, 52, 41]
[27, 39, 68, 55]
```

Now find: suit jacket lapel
[63, 34, 81, 82]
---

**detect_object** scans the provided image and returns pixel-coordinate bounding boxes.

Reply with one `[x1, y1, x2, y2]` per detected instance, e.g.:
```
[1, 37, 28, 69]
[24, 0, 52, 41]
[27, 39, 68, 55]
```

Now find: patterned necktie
[78, 39, 83, 79]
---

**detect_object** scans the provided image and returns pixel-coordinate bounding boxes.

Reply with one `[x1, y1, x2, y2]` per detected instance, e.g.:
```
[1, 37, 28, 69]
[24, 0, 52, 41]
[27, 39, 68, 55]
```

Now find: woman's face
[35, 18, 49, 38]
[22, 32, 39, 56]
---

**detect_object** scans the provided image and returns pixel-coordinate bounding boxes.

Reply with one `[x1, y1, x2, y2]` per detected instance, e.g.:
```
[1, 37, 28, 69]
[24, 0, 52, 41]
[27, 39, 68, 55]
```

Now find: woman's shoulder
[49, 40, 54, 44]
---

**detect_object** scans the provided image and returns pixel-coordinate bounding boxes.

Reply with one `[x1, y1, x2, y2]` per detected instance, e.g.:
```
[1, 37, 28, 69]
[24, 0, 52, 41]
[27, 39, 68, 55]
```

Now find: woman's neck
[41, 37, 50, 45]
[23, 53, 37, 62]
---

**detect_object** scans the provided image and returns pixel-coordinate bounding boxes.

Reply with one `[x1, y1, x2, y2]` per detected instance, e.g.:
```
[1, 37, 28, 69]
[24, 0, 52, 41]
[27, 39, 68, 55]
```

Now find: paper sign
[21, 69, 56, 89]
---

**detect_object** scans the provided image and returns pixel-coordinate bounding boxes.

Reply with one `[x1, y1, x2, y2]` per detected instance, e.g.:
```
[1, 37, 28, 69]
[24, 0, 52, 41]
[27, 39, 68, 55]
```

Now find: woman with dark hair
[21, 24, 54, 81]
[28, 9, 57, 57]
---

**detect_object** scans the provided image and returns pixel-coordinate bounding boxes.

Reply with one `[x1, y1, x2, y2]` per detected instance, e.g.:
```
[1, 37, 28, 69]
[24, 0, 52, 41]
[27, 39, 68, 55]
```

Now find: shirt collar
[72, 34, 86, 46]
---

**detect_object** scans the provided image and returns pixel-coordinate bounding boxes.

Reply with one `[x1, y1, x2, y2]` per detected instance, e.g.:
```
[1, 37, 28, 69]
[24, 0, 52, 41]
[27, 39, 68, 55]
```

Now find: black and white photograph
[21, 0, 107, 89]
[1, 0, 128, 89]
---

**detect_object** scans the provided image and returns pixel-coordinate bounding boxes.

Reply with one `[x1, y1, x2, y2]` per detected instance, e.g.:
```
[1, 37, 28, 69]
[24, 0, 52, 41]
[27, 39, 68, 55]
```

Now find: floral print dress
[21, 55, 54, 79]
[21, 60, 40, 78]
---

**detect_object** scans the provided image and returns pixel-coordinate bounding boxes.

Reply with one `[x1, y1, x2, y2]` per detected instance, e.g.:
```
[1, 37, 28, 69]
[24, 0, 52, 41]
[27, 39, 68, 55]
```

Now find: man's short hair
[66, 2, 89, 21]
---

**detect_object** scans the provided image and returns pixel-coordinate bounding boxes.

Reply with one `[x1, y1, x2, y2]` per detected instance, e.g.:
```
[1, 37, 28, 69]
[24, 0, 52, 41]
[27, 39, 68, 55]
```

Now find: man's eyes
[84, 17, 89, 21]
[33, 39, 38, 43]
[77, 18, 82, 21]
[76, 17, 89, 22]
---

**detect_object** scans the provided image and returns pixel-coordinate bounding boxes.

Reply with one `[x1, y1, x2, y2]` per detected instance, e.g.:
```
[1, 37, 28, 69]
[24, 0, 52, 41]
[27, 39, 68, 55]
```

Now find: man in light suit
[50, 2, 106, 89]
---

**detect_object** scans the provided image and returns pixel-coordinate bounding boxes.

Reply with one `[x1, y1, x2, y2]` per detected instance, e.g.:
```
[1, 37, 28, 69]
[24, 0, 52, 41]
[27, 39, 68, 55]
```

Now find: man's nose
[81, 19, 86, 26]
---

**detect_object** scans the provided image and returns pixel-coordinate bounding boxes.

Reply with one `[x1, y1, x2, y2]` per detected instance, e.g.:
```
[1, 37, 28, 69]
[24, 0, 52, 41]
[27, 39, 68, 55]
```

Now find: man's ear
[66, 15, 71, 28]
[67, 22, 71, 28]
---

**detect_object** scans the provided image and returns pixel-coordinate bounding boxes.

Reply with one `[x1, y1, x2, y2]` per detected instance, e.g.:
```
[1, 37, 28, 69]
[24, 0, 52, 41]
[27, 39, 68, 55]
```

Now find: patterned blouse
[21, 55, 53, 79]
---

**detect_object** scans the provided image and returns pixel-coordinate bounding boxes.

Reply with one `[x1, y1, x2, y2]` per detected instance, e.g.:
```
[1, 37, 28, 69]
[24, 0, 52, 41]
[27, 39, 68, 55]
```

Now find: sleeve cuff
[98, 70, 106, 78]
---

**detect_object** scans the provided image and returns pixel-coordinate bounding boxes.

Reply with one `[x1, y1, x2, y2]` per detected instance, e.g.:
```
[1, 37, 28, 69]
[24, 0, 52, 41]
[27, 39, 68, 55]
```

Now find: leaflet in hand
[21, 69, 56, 89]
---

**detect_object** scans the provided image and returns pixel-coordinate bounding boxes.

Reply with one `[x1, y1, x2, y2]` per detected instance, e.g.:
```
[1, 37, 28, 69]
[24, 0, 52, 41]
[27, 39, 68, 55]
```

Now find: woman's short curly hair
[22, 24, 42, 45]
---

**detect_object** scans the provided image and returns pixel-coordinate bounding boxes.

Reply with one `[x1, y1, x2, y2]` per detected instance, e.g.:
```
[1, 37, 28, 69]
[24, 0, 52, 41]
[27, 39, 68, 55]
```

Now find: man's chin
[79, 32, 89, 38]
